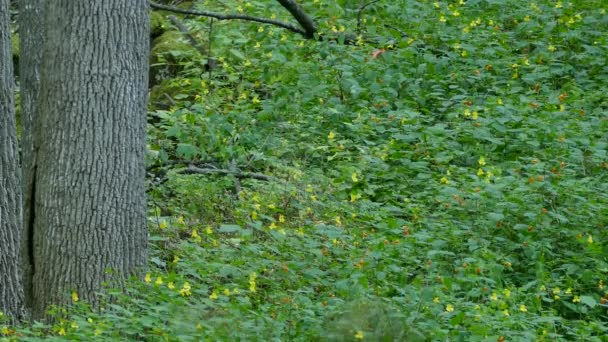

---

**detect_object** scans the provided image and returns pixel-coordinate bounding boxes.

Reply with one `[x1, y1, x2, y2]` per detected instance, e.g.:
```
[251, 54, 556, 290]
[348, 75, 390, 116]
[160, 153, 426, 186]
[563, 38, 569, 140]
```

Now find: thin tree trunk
[24, 0, 150, 318]
[0, 0, 26, 321]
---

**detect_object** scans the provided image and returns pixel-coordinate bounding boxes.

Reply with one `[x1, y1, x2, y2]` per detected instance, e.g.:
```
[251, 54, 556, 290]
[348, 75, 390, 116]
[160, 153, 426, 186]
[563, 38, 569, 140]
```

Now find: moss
[150, 11, 168, 38]
[149, 79, 186, 110]
[11, 31, 19, 57]
[151, 30, 193, 56]
[149, 31, 200, 87]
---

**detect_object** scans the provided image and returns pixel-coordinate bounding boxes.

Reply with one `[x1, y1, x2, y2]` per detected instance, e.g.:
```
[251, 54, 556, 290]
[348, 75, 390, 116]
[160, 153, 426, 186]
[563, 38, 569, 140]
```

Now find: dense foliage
[3, 0, 608, 340]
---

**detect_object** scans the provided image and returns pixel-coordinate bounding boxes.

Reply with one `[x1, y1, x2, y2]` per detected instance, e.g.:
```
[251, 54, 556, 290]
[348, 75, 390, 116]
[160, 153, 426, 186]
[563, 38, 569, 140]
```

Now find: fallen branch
[150, 1, 309, 37]
[167, 15, 206, 55]
[181, 165, 276, 182]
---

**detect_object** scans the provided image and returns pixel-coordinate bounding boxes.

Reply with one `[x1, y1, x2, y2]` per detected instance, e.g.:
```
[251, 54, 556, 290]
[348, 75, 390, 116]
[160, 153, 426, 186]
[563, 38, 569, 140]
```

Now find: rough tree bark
[21, 0, 150, 318]
[18, 0, 43, 313]
[0, 0, 26, 321]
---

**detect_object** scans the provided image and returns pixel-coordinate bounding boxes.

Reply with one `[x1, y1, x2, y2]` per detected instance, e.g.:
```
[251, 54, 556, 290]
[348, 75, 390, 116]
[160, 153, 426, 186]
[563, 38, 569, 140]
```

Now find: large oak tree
[1, 0, 150, 319]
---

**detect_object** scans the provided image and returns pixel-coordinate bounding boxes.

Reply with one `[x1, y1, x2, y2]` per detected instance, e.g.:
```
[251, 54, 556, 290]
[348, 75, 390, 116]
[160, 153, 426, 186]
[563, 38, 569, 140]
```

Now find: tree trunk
[18, 0, 43, 313]
[23, 0, 150, 319]
[0, 0, 26, 321]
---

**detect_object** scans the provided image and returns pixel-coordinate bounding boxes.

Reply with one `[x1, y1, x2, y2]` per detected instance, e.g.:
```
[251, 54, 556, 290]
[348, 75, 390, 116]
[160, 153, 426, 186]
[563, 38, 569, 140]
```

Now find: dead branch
[150, 1, 309, 37]
[274, 0, 316, 38]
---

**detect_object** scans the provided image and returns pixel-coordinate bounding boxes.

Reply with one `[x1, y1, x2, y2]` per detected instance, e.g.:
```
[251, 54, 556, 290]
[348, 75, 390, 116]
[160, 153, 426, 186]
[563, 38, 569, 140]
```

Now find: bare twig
[207, 18, 215, 80]
[383, 23, 408, 39]
[150, 1, 309, 37]
[274, 0, 316, 38]
[162, 93, 176, 106]
[357, 0, 381, 34]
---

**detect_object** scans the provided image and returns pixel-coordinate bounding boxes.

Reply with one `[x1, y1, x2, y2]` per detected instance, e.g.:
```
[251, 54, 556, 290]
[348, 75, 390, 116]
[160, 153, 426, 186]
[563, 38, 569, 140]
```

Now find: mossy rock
[149, 30, 202, 87]
[150, 11, 168, 38]
[149, 78, 188, 110]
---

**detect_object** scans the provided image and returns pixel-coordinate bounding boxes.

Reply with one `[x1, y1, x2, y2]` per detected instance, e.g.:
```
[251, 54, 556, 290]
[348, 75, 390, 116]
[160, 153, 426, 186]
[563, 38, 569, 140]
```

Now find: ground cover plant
[3, 0, 608, 340]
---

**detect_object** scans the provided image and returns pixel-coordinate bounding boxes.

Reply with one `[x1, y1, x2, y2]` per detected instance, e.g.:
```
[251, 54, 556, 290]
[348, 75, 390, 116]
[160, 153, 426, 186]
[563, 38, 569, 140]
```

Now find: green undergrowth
[3, 0, 608, 340]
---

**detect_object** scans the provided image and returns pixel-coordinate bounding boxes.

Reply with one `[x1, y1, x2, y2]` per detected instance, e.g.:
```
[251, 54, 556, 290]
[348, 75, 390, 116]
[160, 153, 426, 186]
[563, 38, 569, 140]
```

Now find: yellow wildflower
[354, 330, 364, 339]
[573, 295, 580, 303]
[328, 131, 336, 140]
[519, 304, 528, 312]
[180, 282, 192, 296]
[168, 282, 175, 290]
[177, 216, 185, 224]
[144, 273, 152, 283]
[445, 304, 455, 312]
[72, 291, 79, 302]
[249, 272, 257, 293]
[351, 172, 359, 182]
[155, 276, 163, 286]
[159, 221, 167, 229]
